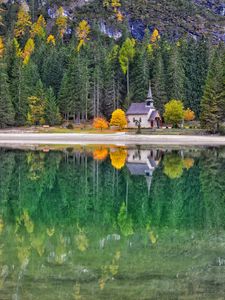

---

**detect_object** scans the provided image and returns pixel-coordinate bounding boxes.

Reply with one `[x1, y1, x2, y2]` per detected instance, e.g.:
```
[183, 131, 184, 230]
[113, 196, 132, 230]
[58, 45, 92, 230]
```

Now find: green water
[0, 146, 225, 299]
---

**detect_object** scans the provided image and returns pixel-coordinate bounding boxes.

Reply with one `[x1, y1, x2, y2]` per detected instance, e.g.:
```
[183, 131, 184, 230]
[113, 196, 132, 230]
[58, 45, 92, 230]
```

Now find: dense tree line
[0, 2, 224, 130]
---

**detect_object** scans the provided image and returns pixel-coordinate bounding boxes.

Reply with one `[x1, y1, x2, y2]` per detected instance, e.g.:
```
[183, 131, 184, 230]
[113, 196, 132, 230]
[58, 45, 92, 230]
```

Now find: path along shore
[0, 133, 225, 146]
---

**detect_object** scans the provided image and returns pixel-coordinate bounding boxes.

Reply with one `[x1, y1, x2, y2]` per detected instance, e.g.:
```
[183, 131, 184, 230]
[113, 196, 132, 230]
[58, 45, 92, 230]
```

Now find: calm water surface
[0, 145, 225, 299]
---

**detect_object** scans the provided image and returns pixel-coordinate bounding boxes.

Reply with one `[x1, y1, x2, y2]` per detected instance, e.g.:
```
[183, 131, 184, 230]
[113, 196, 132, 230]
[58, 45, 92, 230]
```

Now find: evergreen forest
[0, 0, 225, 132]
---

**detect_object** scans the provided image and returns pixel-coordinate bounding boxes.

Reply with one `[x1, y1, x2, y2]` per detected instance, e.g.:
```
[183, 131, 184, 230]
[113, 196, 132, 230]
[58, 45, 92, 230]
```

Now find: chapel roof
[126, 103, 150, 115]
[126, 163, 151, 175]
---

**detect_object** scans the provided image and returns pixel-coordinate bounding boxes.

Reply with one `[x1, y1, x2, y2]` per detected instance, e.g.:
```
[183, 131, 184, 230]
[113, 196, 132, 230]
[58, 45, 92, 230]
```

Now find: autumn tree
[30, 15, 46, 39]
[76, 20, 91, 52]
[164, 100, 184, 127]
[27, 80, 46, 125]
[14, 5, 32, 38]
[93, 117, 109, 130]
[47, 35, 56, 46]
[150, 29, 160, 44]
[0, 37, 4, 58]
[112, 0, 121, 11]
[55, 7, 67, 40]
[22, 38, 35, 65]
[110, 109, 127, 129]
[184, 108, 195, 122]
[27, 95, 45, 125]
[119, 38, 135, 105]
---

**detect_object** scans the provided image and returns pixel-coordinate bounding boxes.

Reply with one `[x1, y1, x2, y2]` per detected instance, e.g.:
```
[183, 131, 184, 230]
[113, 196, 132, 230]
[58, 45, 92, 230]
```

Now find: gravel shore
[0, 133, 225, 146]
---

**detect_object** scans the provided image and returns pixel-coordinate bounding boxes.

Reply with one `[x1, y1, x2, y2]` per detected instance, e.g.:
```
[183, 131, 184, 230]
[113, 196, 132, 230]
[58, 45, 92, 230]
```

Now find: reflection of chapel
[126, 84, 161, 128]
[126, 149, 161, 193]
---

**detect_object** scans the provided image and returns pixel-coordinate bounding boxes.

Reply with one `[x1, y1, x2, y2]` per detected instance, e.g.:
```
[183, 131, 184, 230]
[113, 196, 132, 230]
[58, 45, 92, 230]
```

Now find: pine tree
[130, 44, 150, 102]
[200, 45, 225, 132]
[45, 87, 61, 126]
[42, 46, 65, 96]
[58, 54, 82, 122]
[152, 50, 167, 114]
[10, 59, 40, 125]
[181, 38, 209, 116]
[0, 60, 14, 127]
[167, 44, 186, 102]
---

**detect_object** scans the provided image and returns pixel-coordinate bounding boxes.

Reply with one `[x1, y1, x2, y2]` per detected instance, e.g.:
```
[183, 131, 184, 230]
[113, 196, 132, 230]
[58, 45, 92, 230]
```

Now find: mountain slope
[1, 0, 225, 41]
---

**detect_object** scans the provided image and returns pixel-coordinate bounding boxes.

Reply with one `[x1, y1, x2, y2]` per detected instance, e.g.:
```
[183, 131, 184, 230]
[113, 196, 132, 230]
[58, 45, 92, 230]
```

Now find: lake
[0, 145, 225, 299]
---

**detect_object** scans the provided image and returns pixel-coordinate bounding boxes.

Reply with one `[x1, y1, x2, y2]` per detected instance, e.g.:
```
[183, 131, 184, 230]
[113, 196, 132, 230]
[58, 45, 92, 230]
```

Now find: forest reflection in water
[0, 145, 225, 299]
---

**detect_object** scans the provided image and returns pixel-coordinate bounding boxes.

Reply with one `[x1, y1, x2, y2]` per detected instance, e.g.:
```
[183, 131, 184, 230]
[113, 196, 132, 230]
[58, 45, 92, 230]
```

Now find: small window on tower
[146, 101, 151, 106]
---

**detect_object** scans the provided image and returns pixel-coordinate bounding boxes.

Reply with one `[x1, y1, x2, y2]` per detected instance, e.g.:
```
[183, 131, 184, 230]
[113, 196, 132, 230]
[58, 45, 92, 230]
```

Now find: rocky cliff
[1, 0, 225, 42]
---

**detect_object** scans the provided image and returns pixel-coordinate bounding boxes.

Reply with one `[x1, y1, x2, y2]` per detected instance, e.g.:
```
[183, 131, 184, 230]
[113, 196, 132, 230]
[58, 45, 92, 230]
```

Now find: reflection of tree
[183, 158, 194, 170]
[110, 148, 127, 170]
[118, 203, 134, 236]
[163, 153, 184, 179]
[163, 153, 195, 179]
[93, 148, 108, 161]
[99, 250, 121, 290]
[27, 152, 45, 181]
[200, 150, 225, 228]
[75, 226, 89, 252]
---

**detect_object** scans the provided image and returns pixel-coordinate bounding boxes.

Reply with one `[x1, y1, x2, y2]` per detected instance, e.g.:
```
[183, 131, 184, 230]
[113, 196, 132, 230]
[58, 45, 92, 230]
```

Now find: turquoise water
[0, 146, 225, 299]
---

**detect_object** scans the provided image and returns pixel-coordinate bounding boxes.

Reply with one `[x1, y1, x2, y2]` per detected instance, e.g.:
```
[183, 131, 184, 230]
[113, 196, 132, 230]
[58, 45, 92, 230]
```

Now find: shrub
[93, 117, 109, 130]
[67, 123, 74, 129]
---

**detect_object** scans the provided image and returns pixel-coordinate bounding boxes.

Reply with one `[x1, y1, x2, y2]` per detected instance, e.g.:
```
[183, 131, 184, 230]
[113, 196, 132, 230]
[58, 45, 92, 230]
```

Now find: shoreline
[0, 133, 225, 146]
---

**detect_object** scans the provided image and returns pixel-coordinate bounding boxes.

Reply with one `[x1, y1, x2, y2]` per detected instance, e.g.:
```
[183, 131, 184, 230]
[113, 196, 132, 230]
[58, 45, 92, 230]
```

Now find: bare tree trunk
[127, 63, 130, 106]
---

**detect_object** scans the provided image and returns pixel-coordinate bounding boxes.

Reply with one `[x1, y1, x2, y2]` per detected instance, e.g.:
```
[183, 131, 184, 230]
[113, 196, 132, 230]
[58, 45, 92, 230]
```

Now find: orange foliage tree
[93, 148, 109, 161]
[93, 117, 109, 130]
[0, 37, 4, 58]
[110, 148, 127, 170]
[110, 109, 127, 129]
[183, 158, 194, 170]
[184, 108, 195, 122]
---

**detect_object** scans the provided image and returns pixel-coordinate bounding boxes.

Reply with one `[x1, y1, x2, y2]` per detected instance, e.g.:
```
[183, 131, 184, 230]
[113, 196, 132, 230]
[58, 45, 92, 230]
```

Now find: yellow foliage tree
[0, 8, 4, 27]
[150, 29, 160, 43]
[13, 38, 23, 57]
[56, 7, 67, 39]
[110, 109, 127, 129]
[22, 38, 35, 65]
[110, 148, 127, 170]
[76, 20, 91, 52]
[27, 96, 45, 125]
[184, 108, 195, 122]
[14, 5, 32, 38]
[112, 0, 121, 11]
[0, 37, 4, 58]
[30, 15, 46, 39]
[93, 117, 109, 130]
[116, 11, 124, 22]
[47, 34, 56, 46]
[103, 0, 110, 7]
